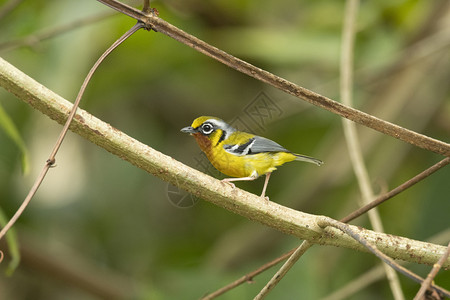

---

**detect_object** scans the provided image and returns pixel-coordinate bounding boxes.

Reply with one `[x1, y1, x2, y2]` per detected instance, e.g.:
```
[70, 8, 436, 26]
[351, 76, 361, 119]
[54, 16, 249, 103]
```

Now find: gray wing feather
[250, 136, 290, 153]
[224, 135, 323, 165]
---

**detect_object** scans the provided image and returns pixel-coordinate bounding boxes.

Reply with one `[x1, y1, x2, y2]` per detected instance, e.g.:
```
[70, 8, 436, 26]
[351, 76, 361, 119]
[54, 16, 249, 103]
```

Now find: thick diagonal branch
[1, 57, 449, 268]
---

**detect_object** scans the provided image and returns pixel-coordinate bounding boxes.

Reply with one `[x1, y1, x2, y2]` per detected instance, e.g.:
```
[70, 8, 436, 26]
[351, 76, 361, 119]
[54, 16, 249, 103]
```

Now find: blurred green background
[0, 0, 449, 299]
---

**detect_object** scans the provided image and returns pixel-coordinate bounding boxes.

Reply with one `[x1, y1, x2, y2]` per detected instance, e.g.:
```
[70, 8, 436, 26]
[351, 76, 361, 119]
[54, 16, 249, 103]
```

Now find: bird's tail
[294, 154, 323, 166]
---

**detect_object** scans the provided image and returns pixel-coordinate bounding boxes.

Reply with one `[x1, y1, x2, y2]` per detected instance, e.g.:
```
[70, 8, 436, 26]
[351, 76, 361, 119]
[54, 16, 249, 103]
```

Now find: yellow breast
[204, 141, 297, 178]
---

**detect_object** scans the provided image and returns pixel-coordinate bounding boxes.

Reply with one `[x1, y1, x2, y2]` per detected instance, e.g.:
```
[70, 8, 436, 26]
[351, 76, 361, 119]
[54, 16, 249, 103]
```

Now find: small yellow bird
[181, 116, 323, 199]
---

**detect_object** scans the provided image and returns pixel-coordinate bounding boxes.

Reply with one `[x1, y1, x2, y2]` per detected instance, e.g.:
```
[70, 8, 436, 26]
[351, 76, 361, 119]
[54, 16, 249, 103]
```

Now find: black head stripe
[216, 129, 227, 146]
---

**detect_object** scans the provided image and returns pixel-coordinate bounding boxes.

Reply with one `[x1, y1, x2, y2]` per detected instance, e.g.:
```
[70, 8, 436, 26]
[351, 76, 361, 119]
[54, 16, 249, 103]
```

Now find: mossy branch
[1, 56, 449, 268]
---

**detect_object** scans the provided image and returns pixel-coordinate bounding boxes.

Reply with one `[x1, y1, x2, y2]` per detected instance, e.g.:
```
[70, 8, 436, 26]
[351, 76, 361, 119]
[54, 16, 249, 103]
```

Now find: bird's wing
[250, 136, 290, 153]
[224, 135, 289, 156]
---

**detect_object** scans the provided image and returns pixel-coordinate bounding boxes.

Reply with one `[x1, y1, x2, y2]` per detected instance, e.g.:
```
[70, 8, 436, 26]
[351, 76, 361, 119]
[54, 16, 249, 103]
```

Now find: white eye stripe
[200, 119, 236, 138]
[204, 119, 235, 139]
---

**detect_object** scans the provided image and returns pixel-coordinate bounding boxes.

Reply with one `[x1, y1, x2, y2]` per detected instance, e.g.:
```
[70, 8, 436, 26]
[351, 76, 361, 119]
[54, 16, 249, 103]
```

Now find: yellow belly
[205, 150, 297, 178]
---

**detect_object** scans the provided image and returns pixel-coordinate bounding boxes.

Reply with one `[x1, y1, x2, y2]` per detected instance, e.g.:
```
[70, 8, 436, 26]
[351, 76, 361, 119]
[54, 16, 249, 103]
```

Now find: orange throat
[193, 133, 213, 155]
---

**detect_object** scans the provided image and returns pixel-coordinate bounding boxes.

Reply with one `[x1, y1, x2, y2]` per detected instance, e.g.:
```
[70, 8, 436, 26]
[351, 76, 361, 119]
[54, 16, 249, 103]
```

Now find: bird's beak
[181, 126, 197, 134]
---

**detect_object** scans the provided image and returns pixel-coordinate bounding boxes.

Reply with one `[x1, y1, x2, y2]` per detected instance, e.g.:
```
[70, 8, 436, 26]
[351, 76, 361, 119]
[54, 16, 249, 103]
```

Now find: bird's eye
[201, 123, 214, 135]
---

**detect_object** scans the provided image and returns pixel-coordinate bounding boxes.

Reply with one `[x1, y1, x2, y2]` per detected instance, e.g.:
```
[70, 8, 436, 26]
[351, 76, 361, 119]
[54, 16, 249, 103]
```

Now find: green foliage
[0, 103, 29, 174]
[0, 208, 20, 276]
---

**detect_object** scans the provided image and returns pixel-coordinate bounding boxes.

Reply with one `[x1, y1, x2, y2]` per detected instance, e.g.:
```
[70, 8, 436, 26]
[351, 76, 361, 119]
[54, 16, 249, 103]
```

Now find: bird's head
[181, 116, 234, 152]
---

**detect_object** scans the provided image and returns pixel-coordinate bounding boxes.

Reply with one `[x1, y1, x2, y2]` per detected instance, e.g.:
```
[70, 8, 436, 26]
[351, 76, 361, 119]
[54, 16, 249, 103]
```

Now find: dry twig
[321, 229, 450, 300]
[414, 240, 450, 300]
[317, 217, 450, 298]
[339, 0, 404, 298]
[203, 158, 449, 298]
[96, 0, 450, 157]
[0, 23, 144, 246]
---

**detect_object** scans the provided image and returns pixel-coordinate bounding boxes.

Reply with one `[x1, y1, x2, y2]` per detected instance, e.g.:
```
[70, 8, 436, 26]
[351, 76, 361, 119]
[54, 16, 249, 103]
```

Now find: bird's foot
[220, 179, 235, 189]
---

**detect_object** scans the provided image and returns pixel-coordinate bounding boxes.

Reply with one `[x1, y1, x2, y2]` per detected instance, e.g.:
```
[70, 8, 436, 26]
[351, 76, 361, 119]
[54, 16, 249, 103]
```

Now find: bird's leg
[260, 172, 271, 200]
[221, 171, 258, 189]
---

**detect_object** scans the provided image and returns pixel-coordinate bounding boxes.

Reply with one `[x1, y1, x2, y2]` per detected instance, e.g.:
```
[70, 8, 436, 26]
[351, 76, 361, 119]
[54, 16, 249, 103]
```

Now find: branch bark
[1, 56, 449, 268]
[94, 0, 450, 157]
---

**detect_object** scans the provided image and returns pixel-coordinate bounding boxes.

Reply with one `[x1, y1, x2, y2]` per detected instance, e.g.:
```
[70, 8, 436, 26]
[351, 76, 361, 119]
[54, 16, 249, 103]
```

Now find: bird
[181, 116, 323, 199]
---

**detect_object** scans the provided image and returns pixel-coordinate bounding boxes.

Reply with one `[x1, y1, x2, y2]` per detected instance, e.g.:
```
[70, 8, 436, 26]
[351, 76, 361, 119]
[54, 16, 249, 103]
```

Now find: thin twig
[253, 241, 312, 300]
[0, 23, 144, 245]
[321, 229, 450, 300]
[142, 0, 150, 13]
[200, 158, 449, 298]
[340, 157, 450, 223]
[95, 0, 450, 157]
[414, 240, 450, 300]
[317, 217, 450, 298]
[339, 1, 404, 299]
[201, 248, 297, 300]
[46, 24, 143, 161]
